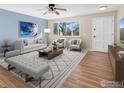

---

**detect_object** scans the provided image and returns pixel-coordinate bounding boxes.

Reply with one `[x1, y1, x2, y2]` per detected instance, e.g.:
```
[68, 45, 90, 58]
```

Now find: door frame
[91, 16, 114, 52]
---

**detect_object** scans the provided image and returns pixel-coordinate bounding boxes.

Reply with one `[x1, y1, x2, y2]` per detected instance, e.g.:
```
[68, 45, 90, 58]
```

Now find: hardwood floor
[0, 66, 31, 88]
[0, 51, 113, 88]
[63, 52, 114, 88]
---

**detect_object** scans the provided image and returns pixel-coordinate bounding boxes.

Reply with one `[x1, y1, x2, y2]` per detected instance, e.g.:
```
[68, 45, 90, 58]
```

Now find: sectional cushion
[27, 39, 35, 45]
[24, 44, 42, 50]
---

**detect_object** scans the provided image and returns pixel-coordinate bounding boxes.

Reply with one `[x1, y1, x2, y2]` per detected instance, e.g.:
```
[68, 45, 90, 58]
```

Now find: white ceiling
[0, 4, 120, 20]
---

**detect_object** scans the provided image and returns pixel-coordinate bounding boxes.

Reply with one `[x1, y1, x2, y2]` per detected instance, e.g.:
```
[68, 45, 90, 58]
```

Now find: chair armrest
[78, 40, 82, 46]
[68, 40, 72, 45]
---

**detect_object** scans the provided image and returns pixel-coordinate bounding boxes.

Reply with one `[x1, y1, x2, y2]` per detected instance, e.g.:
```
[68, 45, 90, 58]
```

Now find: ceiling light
[99, 6, 108, 11]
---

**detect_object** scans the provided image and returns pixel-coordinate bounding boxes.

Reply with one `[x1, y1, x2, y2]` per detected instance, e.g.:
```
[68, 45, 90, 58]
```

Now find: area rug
[0, 49, 87, 88]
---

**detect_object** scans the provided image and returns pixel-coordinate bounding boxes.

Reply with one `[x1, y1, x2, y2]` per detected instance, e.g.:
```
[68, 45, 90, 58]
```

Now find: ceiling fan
[43, 4, 67, 15]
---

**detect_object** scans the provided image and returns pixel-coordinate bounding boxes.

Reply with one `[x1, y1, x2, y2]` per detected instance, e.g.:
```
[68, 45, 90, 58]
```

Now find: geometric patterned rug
[0, 49, 87, 88]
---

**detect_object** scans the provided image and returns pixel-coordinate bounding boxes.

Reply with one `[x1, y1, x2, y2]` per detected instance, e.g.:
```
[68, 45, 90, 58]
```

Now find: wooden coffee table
[38, 48, 63, 60]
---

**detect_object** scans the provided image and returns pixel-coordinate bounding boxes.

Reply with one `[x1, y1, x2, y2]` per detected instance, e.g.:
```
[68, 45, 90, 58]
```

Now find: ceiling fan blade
[54, 8, 67, 11]
[55, 10, 60, 15]
[43, 9, 51, 15]
[43, 11, 48, 15]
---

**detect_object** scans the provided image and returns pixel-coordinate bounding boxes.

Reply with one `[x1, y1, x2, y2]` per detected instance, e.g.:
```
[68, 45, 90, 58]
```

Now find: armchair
[53, 38, 66, 48]
[68, 39, 82, 51]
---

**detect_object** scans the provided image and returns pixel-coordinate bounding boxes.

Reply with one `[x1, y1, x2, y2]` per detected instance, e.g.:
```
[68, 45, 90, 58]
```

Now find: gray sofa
[14, 39, 47, 54]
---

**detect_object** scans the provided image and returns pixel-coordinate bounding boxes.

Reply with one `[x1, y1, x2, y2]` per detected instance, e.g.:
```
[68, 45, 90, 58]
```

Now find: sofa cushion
[5, 50, 20, 58]
[73, 40, 78, 45]
[70, 45, 80, 49]
[23, 39, 28, 46]
[21, 44, 47, 54]
[27, 39, 35, 45]
[71, 40, 80, 45]
[36, 38, 44, 44]
[24, 44, 42, 50]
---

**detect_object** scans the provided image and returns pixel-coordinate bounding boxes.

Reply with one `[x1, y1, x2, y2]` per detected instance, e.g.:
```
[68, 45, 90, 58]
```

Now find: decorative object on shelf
[53, 21, 80, 36]
[52, 41, 57, 50]
[118, 51, 124, 58]
[3, 39, 9, 46]
[44, 28, 51, 46]
[19, 21, 38, 37]
[1, 39, 11, 57]
[114, 42, 117, 47]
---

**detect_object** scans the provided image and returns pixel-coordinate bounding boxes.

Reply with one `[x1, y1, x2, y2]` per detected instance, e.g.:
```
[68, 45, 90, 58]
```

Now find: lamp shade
[44, 28, 50, 33]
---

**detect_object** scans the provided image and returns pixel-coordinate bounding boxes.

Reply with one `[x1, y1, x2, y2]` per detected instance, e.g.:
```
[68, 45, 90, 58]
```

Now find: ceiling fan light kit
[43, 4, 67, 15]
[99, 6, 108, 11]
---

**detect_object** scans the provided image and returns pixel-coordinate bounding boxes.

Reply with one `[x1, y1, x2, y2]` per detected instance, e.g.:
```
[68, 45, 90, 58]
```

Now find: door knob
[93, 36, 96, 38]
[94, 28, 96, 31]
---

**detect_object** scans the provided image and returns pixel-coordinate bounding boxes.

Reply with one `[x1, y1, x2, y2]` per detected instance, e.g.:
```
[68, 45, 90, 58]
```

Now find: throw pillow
[27, 39, 35, 45]
[57, 39, 64, 43]
[37, 38, 44, 44]
[23, 40, 28, 46]
[73, 40, 78, 45]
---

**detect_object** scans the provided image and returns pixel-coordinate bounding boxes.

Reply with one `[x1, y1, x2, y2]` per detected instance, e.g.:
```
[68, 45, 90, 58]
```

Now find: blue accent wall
[0, 9, 48, 53]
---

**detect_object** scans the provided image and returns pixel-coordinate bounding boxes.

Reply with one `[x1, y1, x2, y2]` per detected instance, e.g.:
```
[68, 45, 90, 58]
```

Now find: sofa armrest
[5, 50, 20, 58]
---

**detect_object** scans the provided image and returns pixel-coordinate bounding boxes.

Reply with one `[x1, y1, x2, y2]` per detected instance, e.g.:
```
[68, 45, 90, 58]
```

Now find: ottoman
[5, 51, 53, 87]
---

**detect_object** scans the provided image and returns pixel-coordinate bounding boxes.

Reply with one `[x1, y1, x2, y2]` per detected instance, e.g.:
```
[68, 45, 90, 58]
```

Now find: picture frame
[53, 21, 80, 37]
[19, 21, 38, 37]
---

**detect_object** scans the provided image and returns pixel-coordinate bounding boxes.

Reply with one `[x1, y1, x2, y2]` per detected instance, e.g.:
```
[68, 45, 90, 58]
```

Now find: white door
[92, 16, 114, 52]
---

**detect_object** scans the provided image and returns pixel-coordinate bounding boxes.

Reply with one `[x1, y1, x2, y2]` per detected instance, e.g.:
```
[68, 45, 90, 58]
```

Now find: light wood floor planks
[0, 51, 113, 88]
[0, 66, 31, 88]
[63, 52, 114, 88]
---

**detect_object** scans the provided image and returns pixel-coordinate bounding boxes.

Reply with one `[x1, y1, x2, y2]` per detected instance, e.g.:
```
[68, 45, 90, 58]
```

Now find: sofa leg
[50, 68, 54, 79]
[8, 64, 15, 71]
[80, 48, 82, 52]
[25, 74, 33, 82]
[39, 78, 42, 88]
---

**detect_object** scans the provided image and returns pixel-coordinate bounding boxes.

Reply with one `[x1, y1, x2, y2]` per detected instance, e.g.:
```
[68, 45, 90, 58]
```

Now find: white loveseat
[14, 39, 47, 54]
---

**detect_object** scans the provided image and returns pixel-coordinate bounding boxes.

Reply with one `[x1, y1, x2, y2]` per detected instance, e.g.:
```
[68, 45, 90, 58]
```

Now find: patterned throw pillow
[57, 39, 64, 43]
[23, 40, 28, 46]
[73, 40, 78, 45]
[27, 39, 35, 45]
[37, 38, 44, 44]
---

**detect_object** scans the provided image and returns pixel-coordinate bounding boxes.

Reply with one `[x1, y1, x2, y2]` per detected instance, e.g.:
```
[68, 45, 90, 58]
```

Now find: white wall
[48, 11, 117, 49]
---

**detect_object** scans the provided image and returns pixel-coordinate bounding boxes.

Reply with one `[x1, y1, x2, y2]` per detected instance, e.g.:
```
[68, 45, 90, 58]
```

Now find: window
[53, 21, 80, 36]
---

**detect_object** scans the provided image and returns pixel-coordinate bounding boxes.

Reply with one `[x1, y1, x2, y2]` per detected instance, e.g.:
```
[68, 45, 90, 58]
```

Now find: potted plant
[52, 41, 57, 50]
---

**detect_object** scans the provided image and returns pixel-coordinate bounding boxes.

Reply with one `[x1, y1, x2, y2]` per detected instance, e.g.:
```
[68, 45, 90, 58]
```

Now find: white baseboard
[88, 49, 107, 53]
[88, 49, 93, 51]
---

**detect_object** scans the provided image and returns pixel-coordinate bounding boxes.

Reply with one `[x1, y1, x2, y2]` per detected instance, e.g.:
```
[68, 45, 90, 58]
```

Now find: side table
[1, 45, 11, 57]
